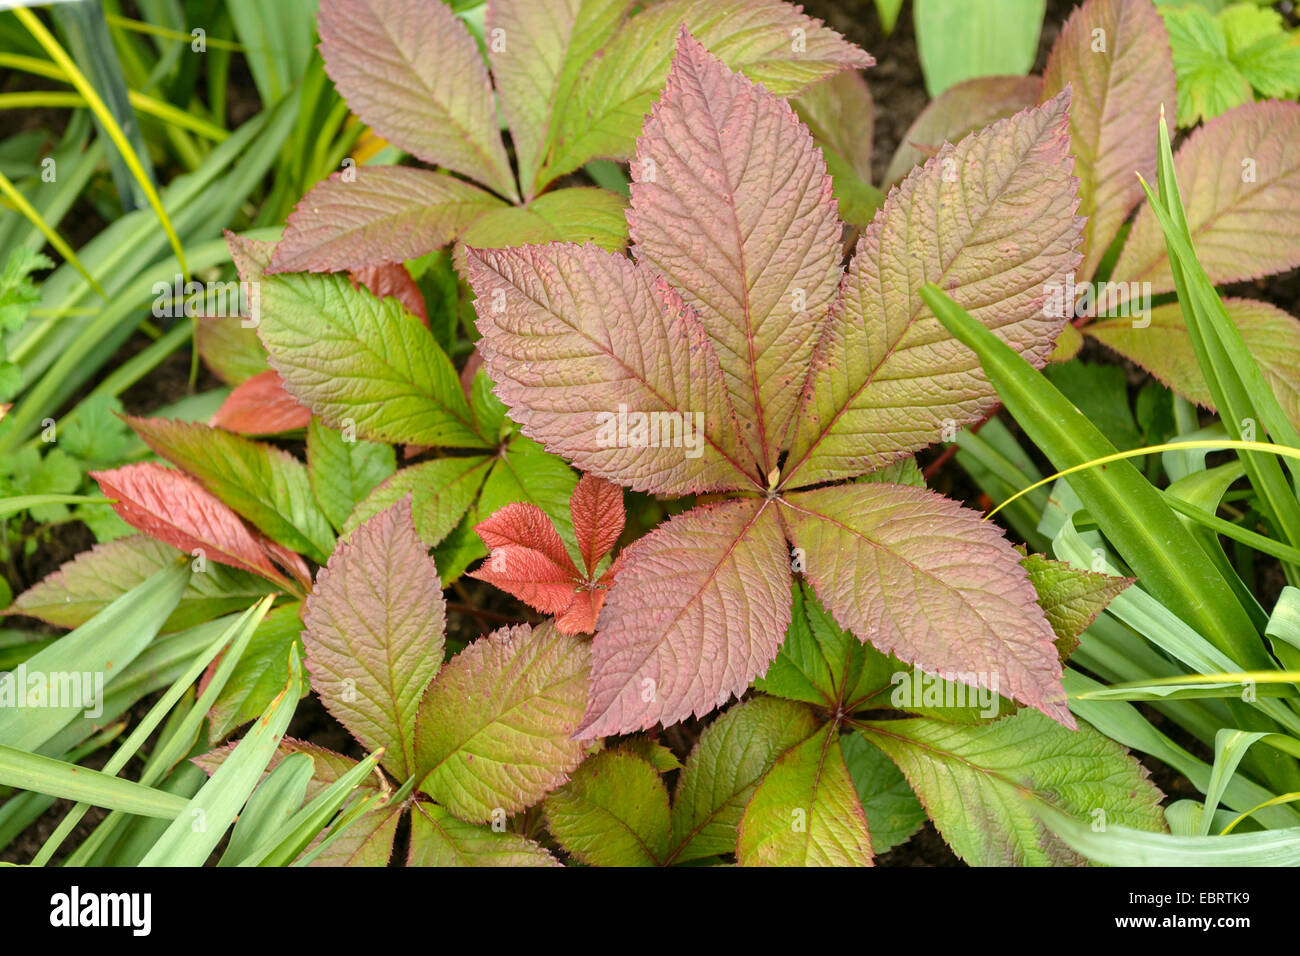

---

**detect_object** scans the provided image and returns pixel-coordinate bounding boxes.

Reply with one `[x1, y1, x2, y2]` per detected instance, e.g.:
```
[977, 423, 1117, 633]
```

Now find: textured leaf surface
[343, 456, 491, 549]
[883, 75, 1043, 187]
[467, 243, 757, 493]
[571, 474, 624, 576]
[628, 31, 844, 470]
[737, 724, 873, 866]
[755, 581, 897, 708]
[841, 731, 926, 854]
[408, 802, 559, 866]
[486, 0, 630, 196]
[1041, 0, 1175, 282]
[469, 502, 583, 615]
[784, 93, 1082, 485]
[577, 498, 791, 738]
[210, 369, 312, 435]
[317, 0, 517, 199]
[862, 710, 1165, 866]
[127, 416, 336, 564]
[537, 0, 872, 186]
[91, 463, 284, 584]
[1089, 298, 1300, 431]
[9, 535, 273, 632]
[269, 167, 501, 274]
[1022, 551, 1132, 657]
[544, 748, 671, 866]
[781, 483, 1071, 726]
[306, 417, 397, 534]
[1111, 100, 1300, 294]
[667, 696, 819, 863]
[303, 501, 444, 780]
[256, 270, 483, 448]
[415, 622, 590, 822]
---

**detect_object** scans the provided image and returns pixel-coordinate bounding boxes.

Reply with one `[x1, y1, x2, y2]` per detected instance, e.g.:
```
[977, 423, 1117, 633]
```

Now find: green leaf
[534, 0, 872, 188]
[914, 0, 1044, 96]
[407, 801, 558, 866]
[0, 743, 187, 819]
[755, 581, 894, 708]
[1044, 361, 1143, 451]
[544, 748, 671, 866]
[342, 455, 492, 549]
[9, 535, 273, 631]
[1022, 551, 1132, 658]
[921, 282, 1268, 669]
[841, 731, 926, 854]
[207, 603, 305, 741]
[306, 417, 396, 533]
[666, 696, 820, 864]
[219, 752, 313, 866]
[1160, 4, 1252, 126]
[455, 187, 629, 267]
[140, 652, 302, 865]
[0, 561, 189, 751]
[127, 416, 336, 564]
[737, 723, 873, 866]
[256, 269, 484, 448]
[415, 622, 590, 822]
[861, 710, 1165, 866]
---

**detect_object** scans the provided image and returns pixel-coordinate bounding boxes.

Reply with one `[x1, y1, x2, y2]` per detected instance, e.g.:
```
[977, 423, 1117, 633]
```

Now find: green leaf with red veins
[536, 0, 873, 187]
[1088, 298, 1300, 431]
[466, 243, 758, 494]
[628, 29, 844, 472]
[883, 75, 1043, 187]
[415, 622, 590, 823]
[1041, 0, 1175, 283]
[268, 167, 505, 275]
[255, 269, 484, 449]
[575, 497, 792, 739]
[303, 500, 445, 780]
[784, 91, 1083, 487]
[407, 802, 559, 867]
[126, 416, 336, 564]
[737, 724, 873, 866]
[91, 463, 287, 586]
[316, 0, 518, 201]
[780, 483, 1073, 728]
[1021, 551, 1132, 659]
[1111, 100, 1300, 295]
[486, 0, 631, 199]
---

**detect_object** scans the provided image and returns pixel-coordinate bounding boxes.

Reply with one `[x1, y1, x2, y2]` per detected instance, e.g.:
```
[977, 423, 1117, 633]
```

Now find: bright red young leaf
[91, 463, 291, 588]
[469, 474, 625, 635]
[468, 31, 1083, 737]
[210, 369, 313, 435]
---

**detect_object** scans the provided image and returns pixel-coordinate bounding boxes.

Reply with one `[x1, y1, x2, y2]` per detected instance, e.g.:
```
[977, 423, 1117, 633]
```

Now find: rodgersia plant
[469, 30, 1086, 738]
